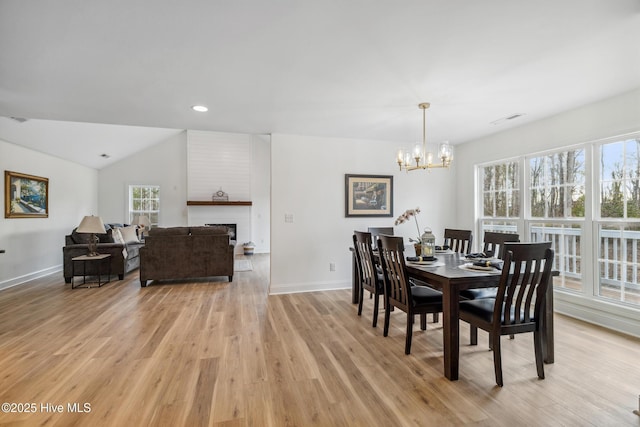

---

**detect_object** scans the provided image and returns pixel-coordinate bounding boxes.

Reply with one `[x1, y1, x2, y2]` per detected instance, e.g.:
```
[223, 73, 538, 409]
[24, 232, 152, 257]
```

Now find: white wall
[98, 131, 189, 226]
[270, 133, 455, 294]
[0, 139, 97, 289]
[454, 87, 640, 337]
[251, 134, 271, 253]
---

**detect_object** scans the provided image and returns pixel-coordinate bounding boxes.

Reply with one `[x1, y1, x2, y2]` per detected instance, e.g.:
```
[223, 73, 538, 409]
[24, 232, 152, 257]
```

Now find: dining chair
[443, 229, 473, 254]
[377, 235, 443, 355]
[353, 231, 385, 327]
[461, 231, 520, 301]
[367, 226, 394, 242]
[458, 241, 554, 386]
[482, 231, 520, 259]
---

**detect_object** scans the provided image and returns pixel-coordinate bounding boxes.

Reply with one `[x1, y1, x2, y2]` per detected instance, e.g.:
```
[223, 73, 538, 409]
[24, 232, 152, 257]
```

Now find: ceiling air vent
[490, 113, 525, 126]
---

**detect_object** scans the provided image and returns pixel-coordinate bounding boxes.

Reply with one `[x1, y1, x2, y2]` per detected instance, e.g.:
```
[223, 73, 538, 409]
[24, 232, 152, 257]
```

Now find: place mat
[408, 261, 445, 267]
[459, 263, 502, 274]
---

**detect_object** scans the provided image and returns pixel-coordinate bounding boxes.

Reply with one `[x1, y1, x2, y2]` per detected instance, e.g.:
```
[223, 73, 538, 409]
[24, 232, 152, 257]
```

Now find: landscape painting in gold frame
[4, 170, 49, 218]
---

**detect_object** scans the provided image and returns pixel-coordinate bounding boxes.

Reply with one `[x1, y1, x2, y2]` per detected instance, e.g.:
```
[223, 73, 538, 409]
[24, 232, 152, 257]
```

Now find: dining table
[404, 251, 555, 381]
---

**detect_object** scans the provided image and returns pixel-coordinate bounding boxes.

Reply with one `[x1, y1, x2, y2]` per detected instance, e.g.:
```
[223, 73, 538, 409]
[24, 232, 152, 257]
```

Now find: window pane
[483, 192, 493, 216]
[530, 222, 582, 292]
[129, 185, 160, 227]
[600, 139, 640, 219]
[530, 149, 584, 219]
[598, 224, 640, 307]
[480, 160, 519, 219]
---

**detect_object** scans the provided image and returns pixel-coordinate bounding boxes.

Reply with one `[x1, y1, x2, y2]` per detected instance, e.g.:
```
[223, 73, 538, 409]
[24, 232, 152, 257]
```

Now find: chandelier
[396, 103, 453, 171]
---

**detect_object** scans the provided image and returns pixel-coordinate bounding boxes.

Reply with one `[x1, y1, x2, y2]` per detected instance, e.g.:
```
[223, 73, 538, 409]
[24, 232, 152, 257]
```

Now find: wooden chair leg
[534, 330, 545, 380]
[470, 325, 478, 345]
[372, 293, 379, 328]
[492, 333, 503, 387]
[420, 313, 427, 330]
[383, 303, 391, 337]
[405, 314, 414, 354]
[432, 313, 439, 323]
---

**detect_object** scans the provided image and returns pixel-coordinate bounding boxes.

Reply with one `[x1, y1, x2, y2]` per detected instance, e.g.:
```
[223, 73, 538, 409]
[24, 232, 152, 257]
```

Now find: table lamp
[132, 215, 151, 240]
[77, 215, 106, 256]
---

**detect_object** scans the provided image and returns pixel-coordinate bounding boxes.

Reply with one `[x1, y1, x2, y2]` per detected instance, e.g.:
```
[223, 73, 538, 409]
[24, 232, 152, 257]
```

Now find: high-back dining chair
[444, 229, 472, 254]
[458, 242, 554, 386]
[368, 227, 394, 246]
[377, 235, 443, 355]
[461, 231, 521, 301]
[482, 231, 520, 259]
[353, 231, 385, 327]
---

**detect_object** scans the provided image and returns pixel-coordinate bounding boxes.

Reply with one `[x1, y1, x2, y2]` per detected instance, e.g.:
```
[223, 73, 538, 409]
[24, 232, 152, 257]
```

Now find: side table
[71, 254, 112, 289]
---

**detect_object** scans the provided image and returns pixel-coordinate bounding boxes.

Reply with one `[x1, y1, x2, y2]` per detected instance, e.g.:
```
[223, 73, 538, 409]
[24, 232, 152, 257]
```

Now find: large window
[598, 139, 640, 306]
[128, 185, 159, 226]
[477, 136, 640, 309]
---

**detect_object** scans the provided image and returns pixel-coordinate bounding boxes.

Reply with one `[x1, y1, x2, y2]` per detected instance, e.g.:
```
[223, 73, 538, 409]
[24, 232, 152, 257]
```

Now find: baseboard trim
[269, 280, 350, 295]
[0, 265, 62, 291]
[554, 291, 640, 339]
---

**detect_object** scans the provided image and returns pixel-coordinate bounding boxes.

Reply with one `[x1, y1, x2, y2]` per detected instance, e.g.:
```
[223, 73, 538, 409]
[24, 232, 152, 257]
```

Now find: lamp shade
[77, 215, 106, 234]
[132, 215, 151, 229]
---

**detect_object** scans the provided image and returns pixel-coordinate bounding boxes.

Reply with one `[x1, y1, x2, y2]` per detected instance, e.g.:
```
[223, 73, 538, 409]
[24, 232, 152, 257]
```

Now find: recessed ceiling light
[191, 105, 208, 112]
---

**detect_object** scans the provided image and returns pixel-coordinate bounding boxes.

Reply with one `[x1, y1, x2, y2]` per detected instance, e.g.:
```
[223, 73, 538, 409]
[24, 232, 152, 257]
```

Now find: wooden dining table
[404, 252, 555, 381]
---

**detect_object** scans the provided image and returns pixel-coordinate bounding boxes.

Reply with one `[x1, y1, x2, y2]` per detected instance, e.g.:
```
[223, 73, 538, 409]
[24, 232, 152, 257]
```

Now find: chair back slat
[483, 231, 520, 258]
[444, 229, 473, 254]
[377, 235, 411, 310]
[354, 231, 377, 290]
[495, 242, 553, 327]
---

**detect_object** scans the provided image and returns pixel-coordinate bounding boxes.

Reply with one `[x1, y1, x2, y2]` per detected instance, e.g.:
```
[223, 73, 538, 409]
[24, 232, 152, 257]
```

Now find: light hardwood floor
[0, 253, 639, 426]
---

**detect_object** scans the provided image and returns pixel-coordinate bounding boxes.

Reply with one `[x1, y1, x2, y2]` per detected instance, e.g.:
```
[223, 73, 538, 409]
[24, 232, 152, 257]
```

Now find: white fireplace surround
[188, 205, 250, 254]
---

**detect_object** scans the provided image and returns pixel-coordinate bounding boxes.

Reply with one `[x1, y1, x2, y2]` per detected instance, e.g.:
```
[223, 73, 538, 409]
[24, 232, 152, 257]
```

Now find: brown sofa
[139, 226, 235, 287]
[63, 223, 143, 283]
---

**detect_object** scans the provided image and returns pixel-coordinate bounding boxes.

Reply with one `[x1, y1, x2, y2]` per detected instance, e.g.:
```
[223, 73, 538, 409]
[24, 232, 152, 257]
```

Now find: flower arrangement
[395, 207, 422, 243]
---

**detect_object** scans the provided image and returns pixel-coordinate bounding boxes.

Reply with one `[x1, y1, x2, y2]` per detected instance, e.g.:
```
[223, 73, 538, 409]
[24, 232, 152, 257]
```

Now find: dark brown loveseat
[63, 223, 143, 283]
[139, 226, 235, 287]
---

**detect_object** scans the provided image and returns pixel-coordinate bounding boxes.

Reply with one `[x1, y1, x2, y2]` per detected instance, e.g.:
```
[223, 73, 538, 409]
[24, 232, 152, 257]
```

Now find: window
[529, 150, 585, 218]
[600, 139, 640, 218]
[128, 185, 159, 226]
[479, 160, 519, 235]
[597, 138, 640, 306]
[477, 137, 640, 309]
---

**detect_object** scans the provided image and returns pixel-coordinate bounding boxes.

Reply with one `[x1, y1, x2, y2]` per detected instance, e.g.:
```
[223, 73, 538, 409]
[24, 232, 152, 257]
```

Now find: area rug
[234, 259, 253, 272]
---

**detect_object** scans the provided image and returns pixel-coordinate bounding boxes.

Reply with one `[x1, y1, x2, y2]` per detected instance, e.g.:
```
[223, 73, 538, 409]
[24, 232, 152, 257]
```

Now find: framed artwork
[4, 170, 49, 218]
[345, 174, 393, 217]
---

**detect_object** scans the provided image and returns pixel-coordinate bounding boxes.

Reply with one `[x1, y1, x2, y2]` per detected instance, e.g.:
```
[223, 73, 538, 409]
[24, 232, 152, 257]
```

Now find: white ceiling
[1, 0, 639, 169]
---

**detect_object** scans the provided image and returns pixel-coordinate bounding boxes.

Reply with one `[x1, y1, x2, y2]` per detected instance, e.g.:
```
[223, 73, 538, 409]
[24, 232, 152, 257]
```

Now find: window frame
[128, 184, 160, 226]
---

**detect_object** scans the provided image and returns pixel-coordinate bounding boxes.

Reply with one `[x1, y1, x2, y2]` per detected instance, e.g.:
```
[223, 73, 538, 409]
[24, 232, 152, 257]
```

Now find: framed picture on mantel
[4, 170, 49, 218]
[345, 174, 393, 217]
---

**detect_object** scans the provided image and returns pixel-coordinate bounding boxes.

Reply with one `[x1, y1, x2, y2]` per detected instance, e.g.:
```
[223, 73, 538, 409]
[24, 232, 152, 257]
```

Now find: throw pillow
[112, 228, 126, 245]
[117, 225, 139, 243]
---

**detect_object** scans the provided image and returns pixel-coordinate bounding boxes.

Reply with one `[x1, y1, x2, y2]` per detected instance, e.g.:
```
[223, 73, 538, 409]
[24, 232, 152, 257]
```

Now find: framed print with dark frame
[4, 170, 49, 218]
[345, 174, 393, 217]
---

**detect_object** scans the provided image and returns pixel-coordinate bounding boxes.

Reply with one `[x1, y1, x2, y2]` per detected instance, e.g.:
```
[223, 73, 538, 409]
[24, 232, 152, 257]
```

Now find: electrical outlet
[284, 213, 294, 223]
[329, 262, 336, 271]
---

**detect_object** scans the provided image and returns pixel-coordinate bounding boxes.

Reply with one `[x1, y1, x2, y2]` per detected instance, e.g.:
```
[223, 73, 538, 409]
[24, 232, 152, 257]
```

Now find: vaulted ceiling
[1, 0, 639, 168]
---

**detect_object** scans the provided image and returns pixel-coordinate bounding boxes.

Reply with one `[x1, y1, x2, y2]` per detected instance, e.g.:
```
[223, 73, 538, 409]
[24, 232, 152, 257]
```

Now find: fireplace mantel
[187, 201, 252, 206]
